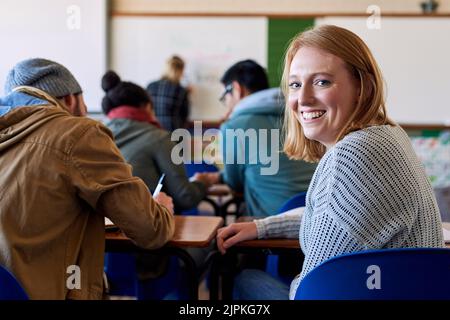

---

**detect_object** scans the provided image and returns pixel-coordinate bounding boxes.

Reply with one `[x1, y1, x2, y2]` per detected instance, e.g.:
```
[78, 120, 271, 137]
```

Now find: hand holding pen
[152, 174, 174, 215]
[152, 173, 165, 198]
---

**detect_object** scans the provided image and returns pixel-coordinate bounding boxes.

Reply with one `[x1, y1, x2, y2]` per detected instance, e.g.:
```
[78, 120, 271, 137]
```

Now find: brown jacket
[0, 104, 175, 299]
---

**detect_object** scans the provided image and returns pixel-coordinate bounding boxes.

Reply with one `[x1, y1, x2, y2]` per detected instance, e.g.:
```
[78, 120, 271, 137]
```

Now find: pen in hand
[152, 173, 165, 198]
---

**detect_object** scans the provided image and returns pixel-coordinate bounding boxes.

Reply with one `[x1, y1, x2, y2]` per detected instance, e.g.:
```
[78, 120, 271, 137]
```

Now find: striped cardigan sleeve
[254, 207, 304, 239]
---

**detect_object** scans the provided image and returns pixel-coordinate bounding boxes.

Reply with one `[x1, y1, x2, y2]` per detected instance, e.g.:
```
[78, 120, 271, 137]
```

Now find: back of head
[101, 71, 151, 115]
[282, 24, 393, 162]
[4, 58, 82, 98]
[221, 59, 269, 94]
[162, 55, 185, 83]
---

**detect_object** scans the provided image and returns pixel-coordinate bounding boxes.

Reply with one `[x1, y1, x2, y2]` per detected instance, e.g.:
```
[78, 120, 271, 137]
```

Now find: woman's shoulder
[335, 125, 407, 154]
[330, 124, 415, 173]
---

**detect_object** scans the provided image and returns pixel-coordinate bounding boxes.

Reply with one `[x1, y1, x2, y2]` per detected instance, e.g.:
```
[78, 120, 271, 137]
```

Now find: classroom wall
[317, 17, 450, 125]
[112, 0, 450, 15]
[111, 17, 267, 120]
[1, 0, 449, 124]
[111, 14, 450, 125]
[0, 0, 107, 113]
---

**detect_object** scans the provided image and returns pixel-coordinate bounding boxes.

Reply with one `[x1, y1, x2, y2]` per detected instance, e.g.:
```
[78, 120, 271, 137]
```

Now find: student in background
[216, 25, 444, 300]
[146, 55, 190, 131]
[196, 60, 317, 217]
[0, 58, 174, 299]
[102, 70, 210, 211]
[102, 71, 212, 289]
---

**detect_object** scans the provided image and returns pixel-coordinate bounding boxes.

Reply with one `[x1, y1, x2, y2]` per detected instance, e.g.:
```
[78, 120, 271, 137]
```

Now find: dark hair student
[101, 71, 151, 114]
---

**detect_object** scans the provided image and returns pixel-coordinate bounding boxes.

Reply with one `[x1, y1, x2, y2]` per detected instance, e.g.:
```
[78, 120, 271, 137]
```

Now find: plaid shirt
[146, 79, 189, 131]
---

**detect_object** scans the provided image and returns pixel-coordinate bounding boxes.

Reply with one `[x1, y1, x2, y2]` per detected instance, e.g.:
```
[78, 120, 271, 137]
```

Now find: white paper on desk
[105, 217, 114, 226]
[443, 222, 450, 243]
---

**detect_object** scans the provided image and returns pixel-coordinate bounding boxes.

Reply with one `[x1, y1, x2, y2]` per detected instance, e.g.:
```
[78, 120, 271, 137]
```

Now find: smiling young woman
[214, 24, 444, 301]
[282, 24, 394, 163]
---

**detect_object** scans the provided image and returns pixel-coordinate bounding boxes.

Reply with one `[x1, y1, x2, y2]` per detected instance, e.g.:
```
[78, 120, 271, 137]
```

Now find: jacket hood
[0, 91, 48, 117]
[230, 87, 285, 119]
[106, 117, 167, 148]
[0, 102, 69, 153]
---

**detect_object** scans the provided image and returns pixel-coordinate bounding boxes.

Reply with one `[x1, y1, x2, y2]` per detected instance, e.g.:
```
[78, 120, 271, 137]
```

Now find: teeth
[302, 111, 325, 120]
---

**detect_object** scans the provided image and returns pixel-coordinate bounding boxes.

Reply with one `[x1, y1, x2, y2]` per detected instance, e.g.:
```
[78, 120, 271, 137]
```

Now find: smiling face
[288, 46, 360, 149]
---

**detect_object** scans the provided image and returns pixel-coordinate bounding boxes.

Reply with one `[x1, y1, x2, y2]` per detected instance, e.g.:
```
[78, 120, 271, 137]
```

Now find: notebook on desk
[105, 217, 119, 232]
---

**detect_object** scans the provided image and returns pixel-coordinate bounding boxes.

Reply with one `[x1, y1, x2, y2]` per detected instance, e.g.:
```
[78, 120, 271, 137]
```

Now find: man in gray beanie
[1, 58, 86, 117]
[0, 58, 175, 300]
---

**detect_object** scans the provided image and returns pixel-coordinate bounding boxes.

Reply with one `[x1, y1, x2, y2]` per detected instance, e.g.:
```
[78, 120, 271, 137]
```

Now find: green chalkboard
[267, 18, 314, 88]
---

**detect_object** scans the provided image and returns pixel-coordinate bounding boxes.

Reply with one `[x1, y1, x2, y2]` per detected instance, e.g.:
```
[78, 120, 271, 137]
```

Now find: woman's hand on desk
[216, 222, 257, 254]
[154, 192, 174, 215]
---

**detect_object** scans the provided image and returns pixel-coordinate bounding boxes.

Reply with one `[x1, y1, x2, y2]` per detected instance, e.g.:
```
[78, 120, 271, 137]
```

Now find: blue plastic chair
[265, 192, 306, 284]
[278, 192, 307, 213]
[295, 248, 450, 300]
[104, 253, 138, 297]
[184, 162, 218, 178]
[136, 256, 188, 300]
[104, 254, 188, 300]
[182, 162, 219, 216]
[0, 265, 28, 300]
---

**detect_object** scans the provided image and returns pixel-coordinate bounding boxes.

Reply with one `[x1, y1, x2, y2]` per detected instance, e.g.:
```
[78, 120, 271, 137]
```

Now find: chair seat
[0, 265, 28, 300]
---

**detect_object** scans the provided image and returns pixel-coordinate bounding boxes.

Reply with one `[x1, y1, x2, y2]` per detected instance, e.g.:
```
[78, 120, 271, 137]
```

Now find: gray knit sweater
[255, 125, 444, 299]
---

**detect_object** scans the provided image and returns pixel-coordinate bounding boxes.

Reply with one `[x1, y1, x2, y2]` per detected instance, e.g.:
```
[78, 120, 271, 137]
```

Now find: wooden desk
[106, 215, 223, 249]
[236, 239, 299, 249]
[236, 238, 450, 250]
[105, 215, 224, 300]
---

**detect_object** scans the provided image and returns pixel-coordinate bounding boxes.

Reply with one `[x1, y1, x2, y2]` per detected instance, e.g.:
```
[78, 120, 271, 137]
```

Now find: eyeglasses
[219, 84, 233, 103]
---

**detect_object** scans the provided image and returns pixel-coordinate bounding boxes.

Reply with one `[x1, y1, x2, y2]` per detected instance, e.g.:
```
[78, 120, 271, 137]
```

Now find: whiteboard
[0, 0, 107, 113]
[111, 17, 267, 120]
[316, 17, 450, 125]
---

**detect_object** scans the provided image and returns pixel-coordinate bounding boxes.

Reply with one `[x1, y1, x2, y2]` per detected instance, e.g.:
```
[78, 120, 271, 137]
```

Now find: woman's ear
[354, 77, 362, 106]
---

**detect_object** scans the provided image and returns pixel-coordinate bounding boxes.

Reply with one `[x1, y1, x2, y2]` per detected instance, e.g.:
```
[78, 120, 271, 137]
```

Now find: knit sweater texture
[255, 125, 444, 299]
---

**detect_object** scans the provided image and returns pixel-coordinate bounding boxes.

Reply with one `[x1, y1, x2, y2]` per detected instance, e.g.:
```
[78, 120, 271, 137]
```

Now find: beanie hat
[4, 58, 82, 97]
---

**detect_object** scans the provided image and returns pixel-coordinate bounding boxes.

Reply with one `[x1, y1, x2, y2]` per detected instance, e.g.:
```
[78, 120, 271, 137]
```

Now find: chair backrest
[184, 162, 218, 178]
[265, 192, 307, 284]
[278, 192, 307, 213]
[296, 248, 450, 300]
[0, 265, 28, 300]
